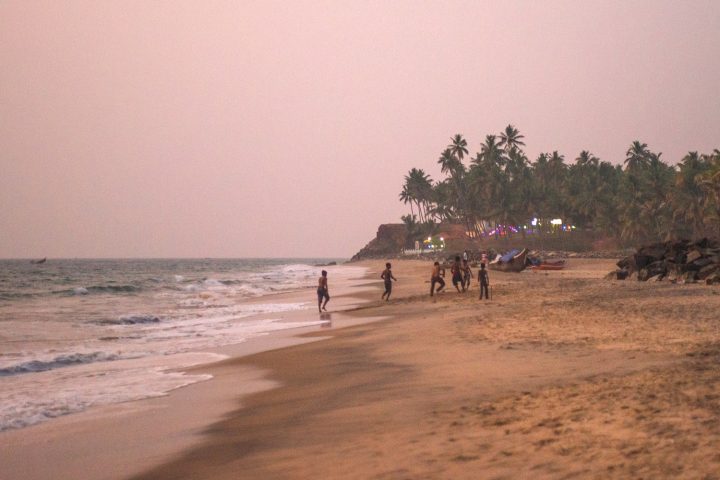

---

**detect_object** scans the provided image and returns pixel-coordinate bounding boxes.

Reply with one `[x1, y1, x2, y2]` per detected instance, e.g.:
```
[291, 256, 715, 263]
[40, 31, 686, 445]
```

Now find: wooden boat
[488, 248, 528, 273]
[30, 257, 47, 264]
[530, 263, 565, 271]
[543, 260, 566, 267]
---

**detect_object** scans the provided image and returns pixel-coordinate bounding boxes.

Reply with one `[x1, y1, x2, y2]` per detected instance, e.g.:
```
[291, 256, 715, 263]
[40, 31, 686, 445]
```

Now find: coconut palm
[399, 184, 415, 218]
[697, 149, 720, 236]
[624, 141, 651, 172]
[447, 134, 469, 162]
[498, 124, 525, 153]
[437, 148, 463, 176]
[475, 135, 504, 169]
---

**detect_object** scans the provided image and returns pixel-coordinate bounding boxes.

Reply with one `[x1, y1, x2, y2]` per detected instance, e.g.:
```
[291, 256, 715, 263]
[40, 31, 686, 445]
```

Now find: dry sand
[123, 258, 720, 479]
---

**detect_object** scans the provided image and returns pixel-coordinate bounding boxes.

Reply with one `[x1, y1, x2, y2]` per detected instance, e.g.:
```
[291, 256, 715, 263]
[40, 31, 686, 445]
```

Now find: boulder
[611, 238, 720, 283]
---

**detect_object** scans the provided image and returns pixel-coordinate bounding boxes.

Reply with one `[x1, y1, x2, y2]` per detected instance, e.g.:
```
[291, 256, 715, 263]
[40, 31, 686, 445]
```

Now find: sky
[1, 0, 719, 258]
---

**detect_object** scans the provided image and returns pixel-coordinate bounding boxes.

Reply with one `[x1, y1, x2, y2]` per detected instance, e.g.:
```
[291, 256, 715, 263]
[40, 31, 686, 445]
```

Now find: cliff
[350, 224, 408, 261]
[350, 223, 472, 261]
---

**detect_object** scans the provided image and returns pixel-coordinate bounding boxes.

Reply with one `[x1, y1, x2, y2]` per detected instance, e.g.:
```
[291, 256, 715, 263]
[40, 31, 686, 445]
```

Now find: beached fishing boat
[530, 262, 565, 271]
[488, 248, 528, 273]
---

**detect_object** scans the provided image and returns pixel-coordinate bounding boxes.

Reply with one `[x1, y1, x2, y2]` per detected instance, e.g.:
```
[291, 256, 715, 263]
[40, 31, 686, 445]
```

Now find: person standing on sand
[380, 262, 397, 301]
[462, 259, 472, 291]
[451, 255, 464, 292]
[317, 270, 330, 313]
[478, 263, 490, 300]
[430, 261, 445, 296]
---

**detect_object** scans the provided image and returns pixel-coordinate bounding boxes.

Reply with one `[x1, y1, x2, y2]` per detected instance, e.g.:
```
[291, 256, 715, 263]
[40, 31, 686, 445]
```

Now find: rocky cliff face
[350, 224, 408, 261]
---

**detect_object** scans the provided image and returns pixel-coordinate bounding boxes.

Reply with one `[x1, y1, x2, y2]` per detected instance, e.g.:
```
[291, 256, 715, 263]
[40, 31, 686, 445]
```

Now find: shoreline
[0, 264, 377, 480]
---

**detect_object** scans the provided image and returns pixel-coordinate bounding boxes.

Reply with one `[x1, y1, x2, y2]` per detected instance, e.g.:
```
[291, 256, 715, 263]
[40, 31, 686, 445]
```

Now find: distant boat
[30, 257, 46, 264]
[488, 249, 528, 273]
[530, 261, 566, 271]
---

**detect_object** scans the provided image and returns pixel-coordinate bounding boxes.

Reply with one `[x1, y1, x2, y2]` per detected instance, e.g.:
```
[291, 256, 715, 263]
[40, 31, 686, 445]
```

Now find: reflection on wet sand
[319, 312, 332, 327]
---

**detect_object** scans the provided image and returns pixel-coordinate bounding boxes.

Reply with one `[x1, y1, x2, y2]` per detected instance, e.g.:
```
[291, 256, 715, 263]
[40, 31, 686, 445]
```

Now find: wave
[0, 291, 37, 301]
[0, 352, 123, 377]
[53, 285, 141, 296]
[95, 315, 161, 326]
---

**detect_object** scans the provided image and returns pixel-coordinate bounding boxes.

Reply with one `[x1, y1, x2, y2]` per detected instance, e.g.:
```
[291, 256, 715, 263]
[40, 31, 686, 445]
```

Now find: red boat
[530, 260, 566, 271]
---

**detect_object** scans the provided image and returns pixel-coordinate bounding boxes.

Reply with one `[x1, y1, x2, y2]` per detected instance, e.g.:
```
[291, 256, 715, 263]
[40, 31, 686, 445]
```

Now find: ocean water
[0, 258, 351, 432]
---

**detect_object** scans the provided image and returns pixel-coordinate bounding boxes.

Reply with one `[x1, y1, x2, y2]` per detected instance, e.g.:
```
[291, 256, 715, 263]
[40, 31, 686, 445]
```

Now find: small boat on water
[30, 257, 47, 264]
[488, 248, 528, 273]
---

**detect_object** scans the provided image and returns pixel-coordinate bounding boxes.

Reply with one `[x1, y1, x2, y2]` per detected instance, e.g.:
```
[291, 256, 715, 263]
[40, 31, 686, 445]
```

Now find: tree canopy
[400, 126, 720, 246]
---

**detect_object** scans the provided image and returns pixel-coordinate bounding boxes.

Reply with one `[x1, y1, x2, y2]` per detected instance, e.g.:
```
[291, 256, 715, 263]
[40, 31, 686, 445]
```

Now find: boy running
[380, 262, 397, 300]
[451, 255, 464, 292]
[430, 261, 445, 296]
[317, 270, 330, 312]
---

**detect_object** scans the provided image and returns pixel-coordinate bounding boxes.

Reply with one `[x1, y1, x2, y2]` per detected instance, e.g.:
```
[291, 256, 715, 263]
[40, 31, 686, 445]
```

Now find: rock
[606, 270, 629, 280]
[614, 238, 720, 282]
[698, 264, 719, 280]
[687, 250, 702, 263]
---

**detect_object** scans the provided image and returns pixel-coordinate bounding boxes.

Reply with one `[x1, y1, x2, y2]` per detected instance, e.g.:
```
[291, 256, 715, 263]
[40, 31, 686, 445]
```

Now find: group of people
[430, 254, 490, 299]
[316, 253, 491, 313]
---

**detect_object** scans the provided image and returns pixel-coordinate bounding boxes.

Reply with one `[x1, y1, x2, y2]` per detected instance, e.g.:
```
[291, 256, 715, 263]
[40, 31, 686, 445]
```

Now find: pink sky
[1, 0, 719, 258]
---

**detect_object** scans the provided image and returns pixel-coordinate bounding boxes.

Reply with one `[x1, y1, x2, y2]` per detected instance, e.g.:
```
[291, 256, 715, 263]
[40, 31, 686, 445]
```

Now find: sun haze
[1, 0, 719, 258]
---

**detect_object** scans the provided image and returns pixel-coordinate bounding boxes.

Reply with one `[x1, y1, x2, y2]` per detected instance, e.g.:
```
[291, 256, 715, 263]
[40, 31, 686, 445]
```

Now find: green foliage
[399, 125, 720, 245]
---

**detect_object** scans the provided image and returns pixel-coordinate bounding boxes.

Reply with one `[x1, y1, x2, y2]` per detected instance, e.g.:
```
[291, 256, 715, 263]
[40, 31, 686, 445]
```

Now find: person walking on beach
[317, 270, 330, 313]
[381, 262, 397, 301]
[478, 263, 490, 300]
[462, 259, 473, 291]
[451, 255, 464, 292]
[430, 261, 445, 296]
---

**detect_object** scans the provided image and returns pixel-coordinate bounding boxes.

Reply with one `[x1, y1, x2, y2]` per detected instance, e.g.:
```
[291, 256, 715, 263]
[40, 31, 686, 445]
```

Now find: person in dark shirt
[451, 255, 463, 293]
[478, 263, 490, 300]
[462, 259, 472, 291]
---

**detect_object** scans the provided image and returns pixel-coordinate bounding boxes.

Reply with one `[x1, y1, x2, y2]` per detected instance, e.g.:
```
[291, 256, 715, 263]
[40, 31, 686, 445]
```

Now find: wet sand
[129, 258, 720, 479]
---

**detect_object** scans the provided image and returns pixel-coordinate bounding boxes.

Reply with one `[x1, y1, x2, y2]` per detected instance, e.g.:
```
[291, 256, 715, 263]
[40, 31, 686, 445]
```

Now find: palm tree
[671, 152, 706, 238]
[575, 150, 599, 167]
[475, 135, 504, 169]
[568, 151, 601, 228]
[624, 141, 651, 172]
[401, 168, 433, 222]
[697, 149, 720, 237]
[437, 148, 463, 176]
[447, 134, 469, 162]
[498, 124, 525, 153]
[399, 184, 415, 219]
[407, 168, 433, 222]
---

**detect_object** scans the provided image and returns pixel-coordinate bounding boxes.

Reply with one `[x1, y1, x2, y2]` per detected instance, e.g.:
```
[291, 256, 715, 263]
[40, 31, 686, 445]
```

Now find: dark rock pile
[608, 238, 720, 284]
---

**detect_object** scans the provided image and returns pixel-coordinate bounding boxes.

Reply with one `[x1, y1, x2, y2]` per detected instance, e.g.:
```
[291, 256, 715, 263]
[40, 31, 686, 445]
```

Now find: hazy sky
[2, 1, 719, 258]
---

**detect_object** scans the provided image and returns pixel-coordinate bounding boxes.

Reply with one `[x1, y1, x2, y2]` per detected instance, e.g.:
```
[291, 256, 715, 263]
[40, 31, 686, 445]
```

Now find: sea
[0, 258, 352, 432]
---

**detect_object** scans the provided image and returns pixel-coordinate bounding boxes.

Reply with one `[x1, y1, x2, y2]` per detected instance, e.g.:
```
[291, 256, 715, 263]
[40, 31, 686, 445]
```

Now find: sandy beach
[4, 258, 720, 479]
